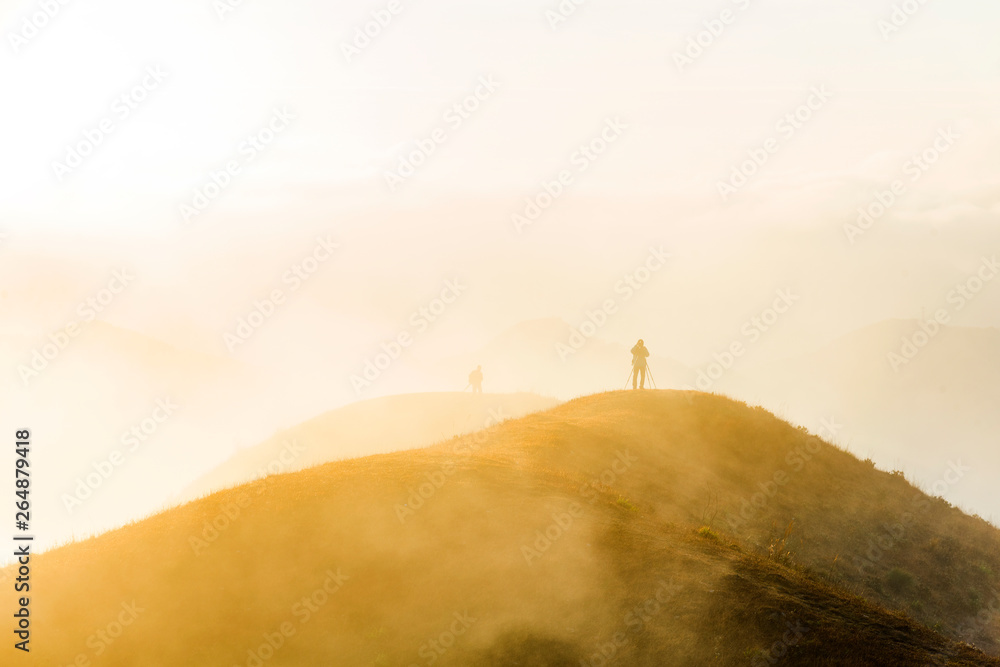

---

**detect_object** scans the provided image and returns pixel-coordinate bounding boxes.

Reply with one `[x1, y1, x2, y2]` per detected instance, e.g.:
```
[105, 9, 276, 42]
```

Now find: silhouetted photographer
[630, 340, 650, 390]
[468, 365, 483, 394]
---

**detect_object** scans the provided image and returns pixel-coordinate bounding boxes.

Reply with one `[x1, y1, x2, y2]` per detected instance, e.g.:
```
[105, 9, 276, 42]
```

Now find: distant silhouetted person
[468, 365, 483, 394]
[631, 340, 649, 390]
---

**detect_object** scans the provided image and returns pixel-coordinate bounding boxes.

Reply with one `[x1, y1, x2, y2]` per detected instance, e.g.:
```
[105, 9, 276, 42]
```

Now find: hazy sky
[0, 0, 996, 363]
[1, 0, 998, 223]
[2, 0, 1000, 557]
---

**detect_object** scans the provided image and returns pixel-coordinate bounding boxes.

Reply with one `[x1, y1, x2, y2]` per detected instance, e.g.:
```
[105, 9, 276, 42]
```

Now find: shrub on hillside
[887, 568, 914, 595]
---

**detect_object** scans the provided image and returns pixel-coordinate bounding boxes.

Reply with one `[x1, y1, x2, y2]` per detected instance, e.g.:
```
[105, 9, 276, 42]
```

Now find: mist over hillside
[4, 0, 1000, 663]
[715, 319, 1000, 523]
[180, 391, 560, 502]
[10, 391, 1000, 666]
[5, 307, 999, 557]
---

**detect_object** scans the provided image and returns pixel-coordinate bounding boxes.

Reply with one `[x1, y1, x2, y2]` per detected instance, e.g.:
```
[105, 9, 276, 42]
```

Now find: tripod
[623, 363, 657, 390]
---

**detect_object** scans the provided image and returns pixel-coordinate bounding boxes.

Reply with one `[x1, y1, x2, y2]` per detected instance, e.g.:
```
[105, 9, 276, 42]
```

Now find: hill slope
[179, 391, 561, 501]
[720, 320, 1000, 520]
[0, 321, 279, 553]
[11, 391, 1000, 666]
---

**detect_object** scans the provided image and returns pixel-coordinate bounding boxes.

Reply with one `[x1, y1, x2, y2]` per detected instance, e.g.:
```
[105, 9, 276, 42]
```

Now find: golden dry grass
[6, 390, 1000, 666]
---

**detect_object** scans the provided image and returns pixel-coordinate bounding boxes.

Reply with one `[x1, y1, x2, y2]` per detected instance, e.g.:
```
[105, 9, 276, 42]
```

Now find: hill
[179, 391, 561, 501]
[0, 321, 279, 553]
[719, 320, 1000, 520]
[10, 391, 1000, 666]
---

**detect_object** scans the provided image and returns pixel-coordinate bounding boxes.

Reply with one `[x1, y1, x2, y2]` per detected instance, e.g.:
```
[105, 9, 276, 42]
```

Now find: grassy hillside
[10, 391, 1000, 666]
[180, 391, 561, 501]
[720, 320, 1000, 522]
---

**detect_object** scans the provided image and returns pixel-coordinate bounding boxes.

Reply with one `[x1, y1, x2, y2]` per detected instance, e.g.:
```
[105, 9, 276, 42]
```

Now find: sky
[1, 0, 998, 224]
[0, 0, 999, 553]
[1, 0, 997, 352]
